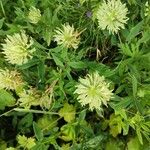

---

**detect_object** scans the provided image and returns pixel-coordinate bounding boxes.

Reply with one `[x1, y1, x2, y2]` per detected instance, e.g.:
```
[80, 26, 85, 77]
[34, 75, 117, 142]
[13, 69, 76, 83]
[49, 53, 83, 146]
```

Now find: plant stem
[14, 108, 59, 115]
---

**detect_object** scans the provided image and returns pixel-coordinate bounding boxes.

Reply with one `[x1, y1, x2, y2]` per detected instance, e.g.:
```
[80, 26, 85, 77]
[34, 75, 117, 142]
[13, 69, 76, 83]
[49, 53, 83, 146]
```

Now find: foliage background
[0, 0, 150, 149]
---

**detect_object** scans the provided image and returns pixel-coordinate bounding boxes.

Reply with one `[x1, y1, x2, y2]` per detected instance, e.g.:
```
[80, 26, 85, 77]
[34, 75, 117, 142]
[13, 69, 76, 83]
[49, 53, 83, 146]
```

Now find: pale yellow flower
[40, 93, 53, 110]
[74, 72, 113, 111]
[54, 24, 81, 49]
[2, 31, 35, 65]
[18, 87, 53, 109]
[28, 6, 41, 24]
[18, 88, 40, 109]
[96, 0, 128, 34]
[0, 69, 24, 90]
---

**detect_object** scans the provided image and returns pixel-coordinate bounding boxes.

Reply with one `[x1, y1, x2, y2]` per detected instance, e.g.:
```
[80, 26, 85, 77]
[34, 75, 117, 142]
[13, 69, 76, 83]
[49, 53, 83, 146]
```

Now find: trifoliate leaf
[58, 103, 76, 123]
[17, 135, 36, 149]
[37, 115, 58, 133]
[60, 124, 76, 141]
[109, 113, 129, 137]
[109, 114, 122, 137]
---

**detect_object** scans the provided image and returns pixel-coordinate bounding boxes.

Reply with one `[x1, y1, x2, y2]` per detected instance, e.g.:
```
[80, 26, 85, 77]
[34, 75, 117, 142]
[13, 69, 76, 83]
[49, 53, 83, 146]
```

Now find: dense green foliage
[0, 0, 150, 149]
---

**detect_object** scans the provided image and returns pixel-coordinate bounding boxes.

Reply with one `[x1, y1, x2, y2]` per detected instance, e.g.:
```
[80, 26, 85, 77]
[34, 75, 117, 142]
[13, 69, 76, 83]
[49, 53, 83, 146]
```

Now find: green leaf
[43, 28, 52, 46]
[0, 89, 16, 110]
[58, 103, 76, 123]
[17, 135, 36, 149]
[138, 29, 150, 44]
[32, 143, 49, 150]
[78, 109, 86, 122]
[0, 18, 5, 29]
[60, 123, 76, 141]
[115, 109, 127, 120]
[37, 115, 58, 132]
[127, 137, 141, 150]
[37, 61, 45, 83]
[109, 96, 132, 110]
[42, 8, 52, 24]
[18, 59, 39, 70]
[136, 127, 143, 144]
[119, 43, 133, 57]
[51, 53, 64, 67]
[109, 113, 129, 137]
[18, 113, 33, 129]
[126, 21, 143, 42]
[106, 140, 121, 150]
[33, 122, 43, 141]
[131, 75, 138, 97]
[0, 139, 7, 150]
[68, 61, 87, 69]
[79, 0, 86, 5]
[85, 135, 104, 148]
[87, 62, 114, 77]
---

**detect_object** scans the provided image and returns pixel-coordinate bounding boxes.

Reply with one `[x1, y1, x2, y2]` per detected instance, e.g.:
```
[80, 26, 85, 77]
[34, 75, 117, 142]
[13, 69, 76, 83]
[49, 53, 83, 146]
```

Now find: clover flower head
[96, 0, 129, 34]
[18, 88, 41, 108]
[74, 72, 113, 111]
[40, 92, 53, 110]
[18, 87, 53, 109]
[54, 23, 81, 49]
[2, 31, 35, 65]
[0, 69, 24, 90]
[145, 1, 150, 17]
[28, 6, 41, 24]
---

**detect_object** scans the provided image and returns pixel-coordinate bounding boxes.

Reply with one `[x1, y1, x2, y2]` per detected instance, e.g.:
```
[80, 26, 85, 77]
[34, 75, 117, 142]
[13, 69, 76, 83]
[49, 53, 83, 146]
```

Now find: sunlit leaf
[58, 103, 76, 123]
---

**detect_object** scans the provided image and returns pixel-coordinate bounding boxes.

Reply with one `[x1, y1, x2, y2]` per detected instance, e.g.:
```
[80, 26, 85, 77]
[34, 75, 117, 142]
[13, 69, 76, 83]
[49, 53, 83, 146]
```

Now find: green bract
[0, 0, 149, 149]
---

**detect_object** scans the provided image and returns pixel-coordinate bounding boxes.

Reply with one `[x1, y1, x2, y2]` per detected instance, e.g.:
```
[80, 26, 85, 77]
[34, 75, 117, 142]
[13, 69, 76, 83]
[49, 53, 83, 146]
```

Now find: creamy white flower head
[18, 88, 40, 109]
[2, 31, 35, 65]
[28, 6, 41, 24]
[0, 69, 24, 90]
[145, 2, 150, 17]
[74, 72, 113, 111]
[54, 23, 81, 49]
[96, 0, 129, 34]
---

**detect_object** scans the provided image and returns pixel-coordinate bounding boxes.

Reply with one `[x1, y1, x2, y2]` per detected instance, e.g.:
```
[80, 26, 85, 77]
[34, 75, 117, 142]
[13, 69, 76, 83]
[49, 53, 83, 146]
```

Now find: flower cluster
[0, 69, 24, 90]
[18, 87, 53, 109]
[28, 6, 41, 24]
[74, 72, 113, 111]
[96, 0, 128, 34]
[2, 31, 35, 65]
[18, 88, 40, 109]
[54, 24, 81, 49]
